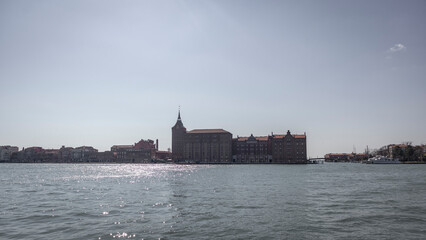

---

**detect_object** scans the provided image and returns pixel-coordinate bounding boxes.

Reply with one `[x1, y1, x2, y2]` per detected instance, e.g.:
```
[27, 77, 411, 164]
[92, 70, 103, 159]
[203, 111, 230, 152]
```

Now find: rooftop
[389, 144, 409, 148]
[187, 129, 230, 134]
[236, 136, 269, 141]
[111, 145, 133, 149]
[156, 150, 171, 154]
[273, 134, 306, 139]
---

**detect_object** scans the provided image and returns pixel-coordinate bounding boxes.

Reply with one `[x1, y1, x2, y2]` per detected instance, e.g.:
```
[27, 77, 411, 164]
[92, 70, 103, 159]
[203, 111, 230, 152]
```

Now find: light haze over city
[1, 0, 425, 158]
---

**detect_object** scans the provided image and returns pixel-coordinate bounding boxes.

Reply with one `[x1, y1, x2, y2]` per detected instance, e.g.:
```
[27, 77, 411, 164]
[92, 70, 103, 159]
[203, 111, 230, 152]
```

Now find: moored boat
[366, 156, 401, 164]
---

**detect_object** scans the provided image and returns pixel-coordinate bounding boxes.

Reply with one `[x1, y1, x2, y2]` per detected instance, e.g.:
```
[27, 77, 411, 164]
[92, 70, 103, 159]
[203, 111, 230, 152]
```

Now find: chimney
[156, 139, 159, 150]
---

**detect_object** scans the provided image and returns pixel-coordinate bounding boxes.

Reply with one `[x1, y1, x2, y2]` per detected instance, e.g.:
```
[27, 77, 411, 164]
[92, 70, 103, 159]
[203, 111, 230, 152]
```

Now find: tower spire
[172, 106, 185, 129]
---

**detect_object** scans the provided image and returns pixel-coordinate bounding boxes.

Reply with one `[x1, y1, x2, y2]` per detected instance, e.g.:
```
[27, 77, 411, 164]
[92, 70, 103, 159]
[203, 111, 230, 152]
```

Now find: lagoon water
[1, 163, 425, 239]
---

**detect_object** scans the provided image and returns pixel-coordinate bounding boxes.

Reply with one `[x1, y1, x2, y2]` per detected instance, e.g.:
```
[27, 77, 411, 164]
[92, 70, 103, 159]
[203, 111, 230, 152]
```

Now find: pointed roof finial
[178, 106, 181, 120]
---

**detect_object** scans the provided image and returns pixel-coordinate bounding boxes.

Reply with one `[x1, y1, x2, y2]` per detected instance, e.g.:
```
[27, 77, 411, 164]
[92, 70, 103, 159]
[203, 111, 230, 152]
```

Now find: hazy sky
[1, 0, 425, 157]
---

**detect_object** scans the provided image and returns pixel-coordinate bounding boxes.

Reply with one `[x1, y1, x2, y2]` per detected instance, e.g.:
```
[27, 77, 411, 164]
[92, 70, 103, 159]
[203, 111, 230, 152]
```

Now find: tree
[404, 145, 415, 161]
[413, 146, 423, 161]
[393, 146, 404, 160]
[374, 146, 388, 156]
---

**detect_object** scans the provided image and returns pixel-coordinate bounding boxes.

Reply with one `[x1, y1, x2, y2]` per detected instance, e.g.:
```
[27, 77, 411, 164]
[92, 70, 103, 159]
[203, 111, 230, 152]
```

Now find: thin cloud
[389, 43, 406, 52]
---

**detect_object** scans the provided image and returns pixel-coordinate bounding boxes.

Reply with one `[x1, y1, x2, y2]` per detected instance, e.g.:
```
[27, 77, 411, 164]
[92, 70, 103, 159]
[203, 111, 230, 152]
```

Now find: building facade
[387, 143, 424, 162]
[271, 131, 307, 164]
[172, 111, 307, 164]
[171, 111, 232, 163]
[155, 150, 172, 161]
[110, 139, 157, 163]
[232, 135, 271, 163]
[184, 129, 232, 163]
[134, 139, 157, 150]
[388, 144, 408, 159]
[59, 146, 74, 162]
[172, 111, 187, 161]
[0, 145, 19, 162]
[71, 146, 98, 162]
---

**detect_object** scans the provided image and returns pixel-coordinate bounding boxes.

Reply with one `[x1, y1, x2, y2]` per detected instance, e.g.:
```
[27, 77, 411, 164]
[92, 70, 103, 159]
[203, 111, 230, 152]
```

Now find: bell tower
[172, 108, 186, 161]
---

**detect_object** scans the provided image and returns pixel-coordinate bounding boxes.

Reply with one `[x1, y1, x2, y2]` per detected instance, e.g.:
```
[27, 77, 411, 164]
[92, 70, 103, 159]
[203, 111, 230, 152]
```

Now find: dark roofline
[187, 129, 231, 134]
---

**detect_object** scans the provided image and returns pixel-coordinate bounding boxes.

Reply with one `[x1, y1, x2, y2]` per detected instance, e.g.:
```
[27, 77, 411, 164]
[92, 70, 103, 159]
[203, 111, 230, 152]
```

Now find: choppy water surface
[1, 163, 425, 239]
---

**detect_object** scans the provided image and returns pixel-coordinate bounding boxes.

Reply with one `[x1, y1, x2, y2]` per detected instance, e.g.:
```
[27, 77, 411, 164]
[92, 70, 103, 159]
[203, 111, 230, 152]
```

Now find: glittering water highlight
[1, 163, 425, 239]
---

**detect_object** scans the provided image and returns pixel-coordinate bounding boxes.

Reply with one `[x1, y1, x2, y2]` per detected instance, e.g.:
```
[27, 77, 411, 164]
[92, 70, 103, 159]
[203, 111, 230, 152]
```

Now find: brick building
[111, 139, 157, 163]
[155, 150, 172, 161]
[171, 110, 232, 163]
[184, 129, 232, 163]
[134, 139, 156, 150]
[171, 110, 186, 161]
[232, 135, 271, 163]
[271, 130, 307, 164]
[172, 110, 307, 164]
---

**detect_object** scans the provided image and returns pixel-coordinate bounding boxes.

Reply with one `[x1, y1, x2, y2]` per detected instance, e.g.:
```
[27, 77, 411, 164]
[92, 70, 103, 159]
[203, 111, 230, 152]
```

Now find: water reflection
[1, 164, 426, 239]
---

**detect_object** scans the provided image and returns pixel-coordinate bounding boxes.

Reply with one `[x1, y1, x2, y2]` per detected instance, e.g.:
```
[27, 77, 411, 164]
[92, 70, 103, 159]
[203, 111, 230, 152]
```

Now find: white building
[0, 146, 19, 162]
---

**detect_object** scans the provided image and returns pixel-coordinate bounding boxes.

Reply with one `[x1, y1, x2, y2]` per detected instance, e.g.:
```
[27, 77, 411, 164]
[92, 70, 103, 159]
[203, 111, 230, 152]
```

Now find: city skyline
[1, 0, 425, 158]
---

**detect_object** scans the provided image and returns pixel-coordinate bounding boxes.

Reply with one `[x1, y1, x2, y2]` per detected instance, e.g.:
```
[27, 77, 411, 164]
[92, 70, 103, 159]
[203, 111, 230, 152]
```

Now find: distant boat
[367, 156, 401, 164]
[307, 159, 324, 164]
